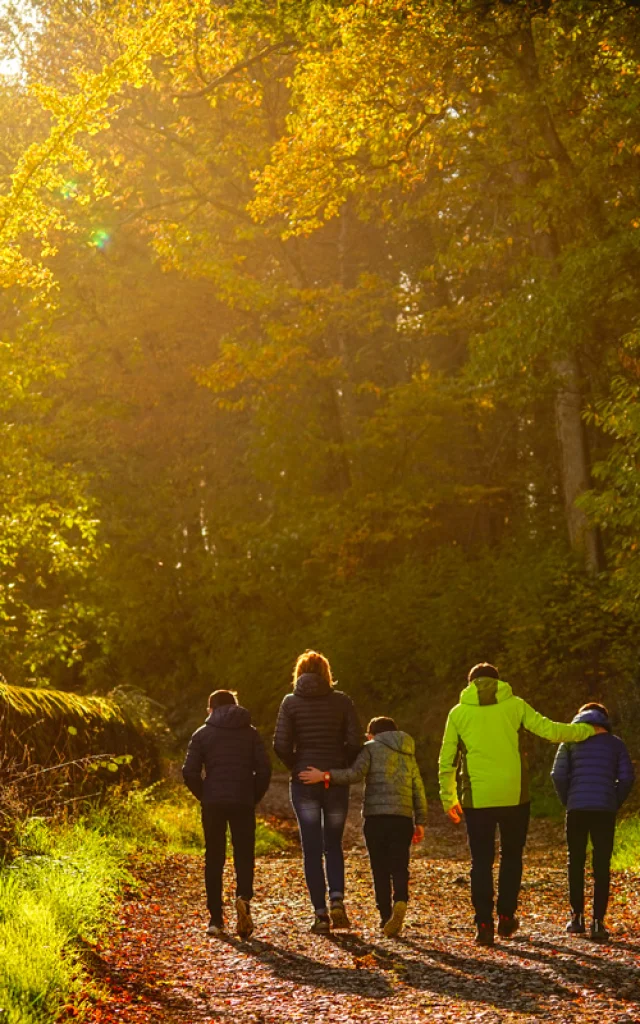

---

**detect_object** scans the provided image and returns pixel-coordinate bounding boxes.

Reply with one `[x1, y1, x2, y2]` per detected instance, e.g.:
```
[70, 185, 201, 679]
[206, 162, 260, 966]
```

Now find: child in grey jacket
[300, 716, 427, 937]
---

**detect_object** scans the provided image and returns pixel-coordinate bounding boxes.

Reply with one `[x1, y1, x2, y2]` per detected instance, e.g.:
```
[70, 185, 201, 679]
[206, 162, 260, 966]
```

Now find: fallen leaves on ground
[74, 809, 640, 1024]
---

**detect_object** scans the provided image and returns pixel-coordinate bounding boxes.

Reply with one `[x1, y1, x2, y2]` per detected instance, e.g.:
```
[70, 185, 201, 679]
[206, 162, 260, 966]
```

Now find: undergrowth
[0, 782, 287, 1024]
[612, 815, 640, 871]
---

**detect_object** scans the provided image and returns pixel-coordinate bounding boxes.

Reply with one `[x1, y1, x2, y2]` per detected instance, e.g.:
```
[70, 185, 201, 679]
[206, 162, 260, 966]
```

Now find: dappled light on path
[77, 816, 640, 1024]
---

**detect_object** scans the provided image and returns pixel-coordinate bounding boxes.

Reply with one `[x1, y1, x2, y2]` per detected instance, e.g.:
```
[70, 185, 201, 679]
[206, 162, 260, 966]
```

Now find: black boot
[566, 912, 586, 935]
[475, 920, 495, 946]
[590, 919, 609, 943]
[497, 914, 519, 938]
[311, 911, 331, 935]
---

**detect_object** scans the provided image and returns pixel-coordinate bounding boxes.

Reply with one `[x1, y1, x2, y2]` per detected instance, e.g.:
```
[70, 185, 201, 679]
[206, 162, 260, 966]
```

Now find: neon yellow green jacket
[438, 678, 596, 811]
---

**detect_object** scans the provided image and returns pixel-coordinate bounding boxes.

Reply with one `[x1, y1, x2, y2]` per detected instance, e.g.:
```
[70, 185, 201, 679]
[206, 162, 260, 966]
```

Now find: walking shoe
[310, 912, 331, 935]
[566, 912, 586, 935]
[383, 901, 407, 938]
[497, 914, 519, 938]
[236, 898, 254, 940]
[475, 920, 495, 947]
[590, 919, 609, 943]
[330, 899, 351, 930]
[206, 918, 224, 936]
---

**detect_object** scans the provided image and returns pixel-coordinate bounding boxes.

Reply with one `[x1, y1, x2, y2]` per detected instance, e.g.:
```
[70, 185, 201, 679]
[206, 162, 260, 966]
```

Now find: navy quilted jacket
[551, 709, 635, 813]
[273, 673, 362, 776]
[182, 704, 272, 806]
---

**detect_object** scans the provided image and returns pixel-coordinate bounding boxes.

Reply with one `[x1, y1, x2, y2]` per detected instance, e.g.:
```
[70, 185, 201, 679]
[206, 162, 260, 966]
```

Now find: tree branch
[176, 39, 298, 100]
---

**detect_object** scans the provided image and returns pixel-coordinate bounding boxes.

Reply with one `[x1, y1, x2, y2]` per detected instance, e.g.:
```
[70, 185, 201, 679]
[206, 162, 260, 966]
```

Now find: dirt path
[78, 797, 640, 1024]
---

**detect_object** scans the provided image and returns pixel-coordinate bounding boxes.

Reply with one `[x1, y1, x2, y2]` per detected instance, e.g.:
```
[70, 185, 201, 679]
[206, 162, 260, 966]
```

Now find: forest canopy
[1, 0, 639, 756]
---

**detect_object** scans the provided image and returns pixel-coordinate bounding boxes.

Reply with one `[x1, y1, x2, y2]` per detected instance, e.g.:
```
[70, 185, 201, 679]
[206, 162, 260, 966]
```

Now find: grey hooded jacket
[329, 730, 427, 825]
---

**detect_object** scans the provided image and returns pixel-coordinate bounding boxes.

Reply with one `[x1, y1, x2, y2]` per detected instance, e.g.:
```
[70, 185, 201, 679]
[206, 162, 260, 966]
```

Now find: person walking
[438, 662, 598, 946]
[300, 715, 427, 938]
[182, 689, 272, 939]
[273, 650, 362, 934]
[551, 702, 635, 942]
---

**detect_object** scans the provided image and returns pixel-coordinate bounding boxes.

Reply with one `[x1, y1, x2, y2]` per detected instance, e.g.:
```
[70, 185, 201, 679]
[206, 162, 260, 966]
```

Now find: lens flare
[89, 229, 110, 250]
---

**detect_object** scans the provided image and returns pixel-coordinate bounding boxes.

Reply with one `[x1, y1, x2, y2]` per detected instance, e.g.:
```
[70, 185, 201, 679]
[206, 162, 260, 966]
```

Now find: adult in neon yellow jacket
[438, 663, 598, 946]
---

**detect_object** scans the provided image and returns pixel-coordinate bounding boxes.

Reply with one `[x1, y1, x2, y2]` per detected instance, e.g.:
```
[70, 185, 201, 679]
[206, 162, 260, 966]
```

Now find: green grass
[0, 819, 127, 1024]
[0, 783, 288, 1024]
[112, 780, 290, 856]
[612, 814, 640, 871]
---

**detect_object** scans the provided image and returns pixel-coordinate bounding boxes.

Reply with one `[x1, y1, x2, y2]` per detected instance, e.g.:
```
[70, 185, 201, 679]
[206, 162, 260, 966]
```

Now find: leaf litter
[71, 807, 640, 1024]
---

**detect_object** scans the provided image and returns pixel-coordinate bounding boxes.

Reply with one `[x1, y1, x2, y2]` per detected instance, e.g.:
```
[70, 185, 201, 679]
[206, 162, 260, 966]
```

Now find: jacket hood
[373, 730, 415, 755]
[206, 704, 251, 729]
[294, 672, 332, 698]
[460, 678, 513, 706]
[572, 708, 611, 731]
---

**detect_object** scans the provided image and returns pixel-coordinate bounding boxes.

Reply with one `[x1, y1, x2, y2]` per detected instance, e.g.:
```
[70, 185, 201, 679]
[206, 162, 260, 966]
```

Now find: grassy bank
[612, 815, 640, 871]
[0, 784, 287, 1024]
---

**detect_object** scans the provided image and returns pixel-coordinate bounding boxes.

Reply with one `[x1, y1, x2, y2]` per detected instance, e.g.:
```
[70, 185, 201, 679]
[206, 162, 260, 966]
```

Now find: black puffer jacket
[182, 704, 272, 806]
[273, 673, 362, 776]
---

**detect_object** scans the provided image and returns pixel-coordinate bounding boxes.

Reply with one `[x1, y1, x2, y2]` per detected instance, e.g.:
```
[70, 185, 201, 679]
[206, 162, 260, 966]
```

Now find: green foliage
[612, 815, 640, 872]
[0, 0, 638, 781]
[0, 786, 288, 1024]
[0, 819, 127, 1024]
[0, 678, 157, 771]
[0, 678, 126, 724]
[581, 343, 640, 608]
[0, 680, 160, 858]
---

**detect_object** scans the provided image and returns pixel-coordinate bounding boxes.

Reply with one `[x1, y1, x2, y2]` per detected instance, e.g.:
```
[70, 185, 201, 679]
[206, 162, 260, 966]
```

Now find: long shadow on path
[501, 937, 640, 1003]
[327, 933, 574, 1014]
[229, 936, 394, 998]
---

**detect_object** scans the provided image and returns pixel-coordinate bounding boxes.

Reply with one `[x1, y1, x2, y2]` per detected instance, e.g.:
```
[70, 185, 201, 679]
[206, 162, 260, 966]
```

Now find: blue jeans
[290, 780, 349, 912]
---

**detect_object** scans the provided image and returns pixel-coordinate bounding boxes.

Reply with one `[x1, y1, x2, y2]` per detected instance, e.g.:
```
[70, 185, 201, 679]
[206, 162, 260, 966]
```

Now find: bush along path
[71, 806, 640, 1024]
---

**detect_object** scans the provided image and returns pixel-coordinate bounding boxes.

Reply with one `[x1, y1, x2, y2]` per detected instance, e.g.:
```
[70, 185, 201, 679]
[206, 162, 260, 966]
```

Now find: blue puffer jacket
[551, 708, 635, 813]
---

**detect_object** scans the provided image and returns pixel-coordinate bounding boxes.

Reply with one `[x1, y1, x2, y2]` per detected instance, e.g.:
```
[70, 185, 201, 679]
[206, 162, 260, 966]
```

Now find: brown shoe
[383, 901, 407, 938]
[236, 898, 254, 940]
[330, 899, 351, 930]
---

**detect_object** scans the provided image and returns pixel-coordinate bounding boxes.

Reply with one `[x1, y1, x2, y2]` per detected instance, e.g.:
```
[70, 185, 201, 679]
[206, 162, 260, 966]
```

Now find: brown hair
[209, 689, 238, 709]
[368, 716, 397, 735]
[579, 701, 608, 717]
[468, 662, 499, 682]
[293, 650, 334, 687]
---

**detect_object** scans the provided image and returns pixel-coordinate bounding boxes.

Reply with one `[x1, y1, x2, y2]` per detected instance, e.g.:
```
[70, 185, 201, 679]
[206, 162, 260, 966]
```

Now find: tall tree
[251, 0, 640, 571]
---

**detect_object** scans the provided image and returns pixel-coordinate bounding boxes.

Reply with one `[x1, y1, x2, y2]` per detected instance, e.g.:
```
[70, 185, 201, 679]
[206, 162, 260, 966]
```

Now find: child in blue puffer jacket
[551, 702, 635, 942]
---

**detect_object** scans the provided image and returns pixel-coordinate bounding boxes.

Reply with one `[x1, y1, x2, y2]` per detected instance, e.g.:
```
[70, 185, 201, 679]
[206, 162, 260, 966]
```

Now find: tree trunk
[509, 19, 603, 572]
[553, 355, 601, 573]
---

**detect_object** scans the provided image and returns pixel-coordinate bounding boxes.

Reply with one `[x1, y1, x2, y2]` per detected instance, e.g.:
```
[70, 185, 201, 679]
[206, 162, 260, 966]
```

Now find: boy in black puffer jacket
[551, 702, 635, 942]
[183, 690, 271, 939]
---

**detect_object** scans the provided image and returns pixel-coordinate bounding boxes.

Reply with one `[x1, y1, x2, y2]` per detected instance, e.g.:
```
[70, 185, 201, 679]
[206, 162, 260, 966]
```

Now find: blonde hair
[293, 650, 334, 688]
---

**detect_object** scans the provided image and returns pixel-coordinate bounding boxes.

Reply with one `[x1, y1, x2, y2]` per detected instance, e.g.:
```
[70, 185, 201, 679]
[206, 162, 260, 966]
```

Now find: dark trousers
[363, 814, 414, 924]
[566, 809, 616, 921]
[464, 802, 530, 924]
[290, 781, 349, 912]
[201, 803, 256, 925]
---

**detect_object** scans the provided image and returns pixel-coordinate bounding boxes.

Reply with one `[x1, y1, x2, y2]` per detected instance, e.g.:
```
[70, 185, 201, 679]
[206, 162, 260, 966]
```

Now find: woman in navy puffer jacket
[551, 703, 635, 941]
[273, 650, 362, 934]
